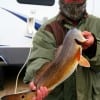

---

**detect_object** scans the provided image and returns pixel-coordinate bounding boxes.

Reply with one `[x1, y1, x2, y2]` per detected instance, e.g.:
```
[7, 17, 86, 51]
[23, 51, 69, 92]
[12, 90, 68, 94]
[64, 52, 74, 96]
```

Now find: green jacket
[23, 14, 100, 100]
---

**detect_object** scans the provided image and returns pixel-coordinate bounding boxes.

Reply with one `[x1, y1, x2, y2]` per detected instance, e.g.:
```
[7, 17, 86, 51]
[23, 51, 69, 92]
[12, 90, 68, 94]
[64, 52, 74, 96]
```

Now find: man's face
[60, 0, 86, 21]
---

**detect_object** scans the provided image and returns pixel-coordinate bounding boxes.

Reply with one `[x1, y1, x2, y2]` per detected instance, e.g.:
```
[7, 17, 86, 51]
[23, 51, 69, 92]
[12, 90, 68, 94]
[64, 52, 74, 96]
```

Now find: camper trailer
[0, 0, 59, 65]
[0, 0, 99, 65]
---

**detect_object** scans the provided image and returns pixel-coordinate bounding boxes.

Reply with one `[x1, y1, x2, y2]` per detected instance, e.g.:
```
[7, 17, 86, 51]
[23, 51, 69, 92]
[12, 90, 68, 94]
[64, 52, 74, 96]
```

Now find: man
[23, 0, 100, 100]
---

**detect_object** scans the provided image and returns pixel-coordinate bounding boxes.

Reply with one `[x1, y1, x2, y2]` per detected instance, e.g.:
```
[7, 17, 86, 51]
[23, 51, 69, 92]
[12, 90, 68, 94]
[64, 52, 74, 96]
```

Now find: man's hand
[29, 82, 48, 100]
[82, 31, 94, 50]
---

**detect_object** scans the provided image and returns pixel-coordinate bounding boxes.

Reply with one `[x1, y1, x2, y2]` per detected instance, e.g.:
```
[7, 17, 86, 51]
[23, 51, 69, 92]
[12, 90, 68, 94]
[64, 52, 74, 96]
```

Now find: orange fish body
[34, 28, 90, 91]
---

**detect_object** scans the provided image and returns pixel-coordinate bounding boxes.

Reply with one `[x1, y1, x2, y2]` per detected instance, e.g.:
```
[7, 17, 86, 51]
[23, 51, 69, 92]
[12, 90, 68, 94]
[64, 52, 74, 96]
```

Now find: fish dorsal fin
[79, 55, 90, 67]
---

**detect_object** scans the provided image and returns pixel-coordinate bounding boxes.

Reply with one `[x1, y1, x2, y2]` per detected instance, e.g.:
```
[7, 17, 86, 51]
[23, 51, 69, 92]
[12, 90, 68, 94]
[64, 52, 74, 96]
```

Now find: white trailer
[0, 0, 99, 65]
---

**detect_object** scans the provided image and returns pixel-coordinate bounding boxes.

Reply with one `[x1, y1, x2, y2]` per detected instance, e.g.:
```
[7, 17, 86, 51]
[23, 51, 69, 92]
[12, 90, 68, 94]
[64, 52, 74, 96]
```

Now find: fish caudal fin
[79, 55, 90, 67]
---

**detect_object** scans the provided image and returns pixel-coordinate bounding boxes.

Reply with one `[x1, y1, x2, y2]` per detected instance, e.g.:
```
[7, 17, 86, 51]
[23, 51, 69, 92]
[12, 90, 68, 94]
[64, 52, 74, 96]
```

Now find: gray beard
[59, 2, 86, 21]
[61, 8, 84, 20]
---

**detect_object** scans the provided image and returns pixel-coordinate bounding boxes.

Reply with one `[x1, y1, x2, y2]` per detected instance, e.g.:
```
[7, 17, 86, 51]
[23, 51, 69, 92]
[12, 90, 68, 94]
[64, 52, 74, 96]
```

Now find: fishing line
[14, 45, 32, 93]
[14, 31, 35, 93]
[14, 10, 37, 93]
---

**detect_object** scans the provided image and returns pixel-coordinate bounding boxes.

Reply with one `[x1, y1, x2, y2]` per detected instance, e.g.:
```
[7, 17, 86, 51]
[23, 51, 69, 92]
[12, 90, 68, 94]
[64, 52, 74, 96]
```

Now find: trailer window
[17, 0, 55, 6]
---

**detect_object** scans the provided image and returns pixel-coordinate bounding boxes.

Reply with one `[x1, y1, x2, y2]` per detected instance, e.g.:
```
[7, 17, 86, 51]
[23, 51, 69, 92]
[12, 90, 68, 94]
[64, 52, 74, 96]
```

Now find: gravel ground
[0, 66, 29, 98]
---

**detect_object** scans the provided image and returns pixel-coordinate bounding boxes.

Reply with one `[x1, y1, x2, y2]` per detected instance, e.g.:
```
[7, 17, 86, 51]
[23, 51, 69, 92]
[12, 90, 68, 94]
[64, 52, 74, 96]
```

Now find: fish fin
[79, 55, 90, 67]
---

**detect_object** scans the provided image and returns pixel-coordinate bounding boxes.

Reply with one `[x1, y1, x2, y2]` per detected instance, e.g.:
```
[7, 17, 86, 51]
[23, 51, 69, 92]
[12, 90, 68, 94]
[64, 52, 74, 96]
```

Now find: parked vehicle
[0, 0, 99, 65]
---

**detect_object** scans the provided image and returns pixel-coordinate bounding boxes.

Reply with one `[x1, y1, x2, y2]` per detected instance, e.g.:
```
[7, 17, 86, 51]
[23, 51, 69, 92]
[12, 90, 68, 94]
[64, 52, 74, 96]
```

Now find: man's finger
[36, 89, 42, 100]
[29, 82, 36, 90]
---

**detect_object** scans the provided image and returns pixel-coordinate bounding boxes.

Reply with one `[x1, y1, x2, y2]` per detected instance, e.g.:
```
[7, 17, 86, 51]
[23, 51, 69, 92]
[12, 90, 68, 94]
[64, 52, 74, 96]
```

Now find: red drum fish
[1, 28, 90, 100]
[34, 28, 90, 91]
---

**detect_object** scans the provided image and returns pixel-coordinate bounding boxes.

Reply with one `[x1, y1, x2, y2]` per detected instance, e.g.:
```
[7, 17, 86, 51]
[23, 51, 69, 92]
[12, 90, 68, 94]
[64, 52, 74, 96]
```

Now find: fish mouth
[75, 39, 87, 45]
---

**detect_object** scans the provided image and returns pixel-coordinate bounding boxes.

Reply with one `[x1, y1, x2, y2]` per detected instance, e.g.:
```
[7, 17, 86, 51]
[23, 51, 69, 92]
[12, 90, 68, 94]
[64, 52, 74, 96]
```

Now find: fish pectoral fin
[79, 55, 90, 67]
